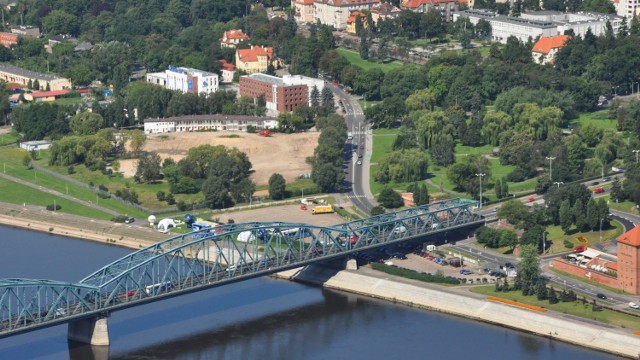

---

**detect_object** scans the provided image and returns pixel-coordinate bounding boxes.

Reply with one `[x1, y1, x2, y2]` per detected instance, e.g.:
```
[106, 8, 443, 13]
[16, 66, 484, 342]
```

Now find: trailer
[311, 205, 334, 215]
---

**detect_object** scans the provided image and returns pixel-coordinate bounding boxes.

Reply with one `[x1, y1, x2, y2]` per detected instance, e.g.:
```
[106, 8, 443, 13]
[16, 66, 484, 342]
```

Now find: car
[124, 217, 135, 224]
[593, 187, 605, 193]
[591, 181, 600, 186]
[356, 160, 362, 165]
[573, 245, 586, 253]
[630, 302, 640, 309]
[596, 293, 607, 300]
[603, 177, 611, 182]
[527, 197, 536, 203]
[505, 262, 514, 269]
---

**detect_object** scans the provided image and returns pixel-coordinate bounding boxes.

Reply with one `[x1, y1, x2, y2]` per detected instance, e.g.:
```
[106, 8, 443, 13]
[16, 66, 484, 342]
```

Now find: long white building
[146, 66, 219, 95]
[453, 9, 622, 44]
[144, 114, 278, 134]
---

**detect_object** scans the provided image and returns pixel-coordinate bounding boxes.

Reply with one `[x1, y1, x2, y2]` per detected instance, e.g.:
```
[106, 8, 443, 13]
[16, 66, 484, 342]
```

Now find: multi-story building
[521, 11, 622, 38]
[370, 2, 401, 24]
[618, 226, 640, 294]
[217, 60, 236, 83]
[10, 25, 40, 38]
[616, 0, 640, 19]
[239, 73, 308, 113]
[453, 9, 558, 43]
[531, 34, 570, 64]
[0, 63, 71, 90]
[401, 0, 467, 16]
[145, 66, 219, 94]
[282, 74, 325, 106]
[346, 11, 368, 34]
[313, 0, 380, 29]
[144, 114, 278, 134]
[292, 0, 315, 23]
[235, 46, 275, 74]
[220, 29, 250, 48]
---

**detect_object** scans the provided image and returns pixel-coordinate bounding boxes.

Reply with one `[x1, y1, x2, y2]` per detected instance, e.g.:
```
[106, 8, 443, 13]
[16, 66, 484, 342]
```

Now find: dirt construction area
[118, 131, 319, 185]
[204, 204, 347, 227]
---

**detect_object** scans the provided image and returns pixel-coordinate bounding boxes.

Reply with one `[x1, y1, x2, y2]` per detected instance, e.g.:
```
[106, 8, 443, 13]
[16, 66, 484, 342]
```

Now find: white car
[356, 160, 362, 165]
[629, 302, 639, 309]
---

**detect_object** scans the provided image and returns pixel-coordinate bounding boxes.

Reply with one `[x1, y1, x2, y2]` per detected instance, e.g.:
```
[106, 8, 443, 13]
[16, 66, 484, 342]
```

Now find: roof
[347, 11, 367, 24]
[6, 83, 21, 90]
[295, 0, 314, 4]
[217, 59, 236, 71]
[30, 89, 69, 98]
[606, 262, 618, 271]
[144, 114, 276, 123]
[402, 0, 465, 7]
[222, 29, 249, 42]
[371, 2, 401, 15]
[237, 46, 273, 63]
[617, 225, 640, 247]
[532, 34, 571, 54]
[0, 63, 66, 81]
[315, 0, 379, 5]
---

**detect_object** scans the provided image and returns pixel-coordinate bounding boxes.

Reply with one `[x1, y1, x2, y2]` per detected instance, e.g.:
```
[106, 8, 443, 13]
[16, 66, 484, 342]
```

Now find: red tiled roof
[295, 0, 314, 4]
[315, 0, 379, 5]
[76, 88, 91, 93]
[347, 11, 367, 24]
[606, 262, 618, 271]
[532, 35, 571, 54]
[222, 29, 249, 42]
[401, 0, 465, 6]
[218, 59, 236, 71]
[30, 89, 69, 98]
[237, 46, 273, 63]
[371, 2, 401, 15]
[618, 225, 640, 247]
[6, 83, 21, 90]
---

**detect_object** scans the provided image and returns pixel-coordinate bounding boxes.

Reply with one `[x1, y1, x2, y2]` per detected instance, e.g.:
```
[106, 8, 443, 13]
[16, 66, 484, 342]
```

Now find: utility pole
[546, 156, 556, 181]
[633, 149, 639, 164]
[475, 173, 485, 209]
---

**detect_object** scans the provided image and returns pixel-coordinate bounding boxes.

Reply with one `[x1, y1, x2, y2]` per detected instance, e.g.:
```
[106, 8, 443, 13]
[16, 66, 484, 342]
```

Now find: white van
[347, 132, 353, 140]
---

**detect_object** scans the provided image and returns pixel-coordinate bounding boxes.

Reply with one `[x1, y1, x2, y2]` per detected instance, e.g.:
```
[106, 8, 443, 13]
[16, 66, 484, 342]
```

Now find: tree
[559, 199, 573, 234]
[407, 182, 429, 206]
[22, 153, 32, 169]
[574, 198, 589, 232]
[496, 200, 529, 228]
[548, 286, 559, 304]
[378, 187, 403, 208]
[499, 230, 519, 250]
[359, 35, 369, 60]
[535, 278, 547, 300]
[69, 112, 105, 136]
[321, 86, 334, 106]
[610, 179, 626, 202]
[312, 163, 343, 192]
[370, 206, 386, 216]
[586, 198, 599, 231]
[42, 10, 80, 36]
[516, 244, 541, 296]
[129, 130, 147, 157]
[135, 152, 162, 183]
[268, 173, 287, 200]
[202, 176, 232, 209]
[310, 86, 321, 108]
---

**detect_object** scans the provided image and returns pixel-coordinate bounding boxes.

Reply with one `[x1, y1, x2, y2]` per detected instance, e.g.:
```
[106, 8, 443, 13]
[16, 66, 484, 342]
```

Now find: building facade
[0, 32, 17, 47]
[235, 46, 275, 74]
[346, 11, 368, 34]
[521, 11, 622, 38]
[313, 0, 380, 29]
[10, 25, 40, 38]
[616, 0, 640, 19]
[145, 66, 219, 94]
[617, 226, 640, 294]
[220, 29, 250, 48]
[217, 60, 236, 83]
[370, 2, 401, 24]
[282, 74, 325, 106]
[531, 34, 570, 64]
[144, 114, 278, 134]
[0, 63, 71, 90]
[239, 74, 309, 113]
[292, 0, 315, 23]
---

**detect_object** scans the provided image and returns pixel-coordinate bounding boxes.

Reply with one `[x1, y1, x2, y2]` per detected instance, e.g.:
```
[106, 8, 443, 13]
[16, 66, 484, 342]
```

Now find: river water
[0, 226, 615, 359]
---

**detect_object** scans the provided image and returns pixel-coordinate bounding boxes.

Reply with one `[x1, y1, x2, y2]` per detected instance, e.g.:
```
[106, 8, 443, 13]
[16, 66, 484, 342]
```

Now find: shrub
[166, 193, 176, 205]
[156, 191, 166, 201]
[563, 239, 573, 249]
[46, 204, 61, 211]
[67, 166, 75, 174]
[371, 263, 460, 284]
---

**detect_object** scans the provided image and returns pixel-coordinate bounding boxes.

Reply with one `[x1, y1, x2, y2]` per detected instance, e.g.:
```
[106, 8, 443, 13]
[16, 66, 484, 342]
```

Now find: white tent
[157, 218, 177, 231]
[237, 231, 255, 242]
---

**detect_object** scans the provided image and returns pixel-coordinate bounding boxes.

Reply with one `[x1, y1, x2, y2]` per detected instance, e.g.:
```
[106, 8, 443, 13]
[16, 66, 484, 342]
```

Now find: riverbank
[275, 266, 640, 359]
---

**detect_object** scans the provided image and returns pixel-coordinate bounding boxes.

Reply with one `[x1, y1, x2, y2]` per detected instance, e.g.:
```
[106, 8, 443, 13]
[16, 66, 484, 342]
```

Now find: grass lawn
[488, 158, 515, 180]
[359, 99, 380, 111]
[0, 132, 19, 146]
[0, 177, 113, 220]
[507, 178, 538, 194]
[571, 110, 618, 130]
[454, 143, 494, 155]
[371, 129, 398, 163]
[545, 222, 623, 254]
[603, 195, 639, 213]
[336, 48, 403, 73]
[369, 164, 413, 195]
[471, 286, 640, 330]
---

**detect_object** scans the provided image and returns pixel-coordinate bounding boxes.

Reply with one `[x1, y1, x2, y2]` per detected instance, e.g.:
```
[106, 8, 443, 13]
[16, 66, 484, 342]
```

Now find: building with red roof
[617, 225, 640, 294]
[532, 34, 570, 64]
[217, 60, 236, 83]
[235, 46, 276, 74]
[401, 0, 467, 14]
[24, 89, 69, 102]
[370, 2, 401, 24]
[220, 29, 250, 49]
[314, 0, 380, 29]
[346, 11, 368, 34]
[292, 0, 315, 24]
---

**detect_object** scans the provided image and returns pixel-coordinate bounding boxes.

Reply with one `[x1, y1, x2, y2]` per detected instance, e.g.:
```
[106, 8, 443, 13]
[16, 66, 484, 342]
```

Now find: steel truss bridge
[0, 198, 483, 338]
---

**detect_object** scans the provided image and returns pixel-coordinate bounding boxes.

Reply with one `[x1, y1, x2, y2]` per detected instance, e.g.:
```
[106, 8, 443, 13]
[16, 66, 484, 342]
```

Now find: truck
[311, 205, 334, 215]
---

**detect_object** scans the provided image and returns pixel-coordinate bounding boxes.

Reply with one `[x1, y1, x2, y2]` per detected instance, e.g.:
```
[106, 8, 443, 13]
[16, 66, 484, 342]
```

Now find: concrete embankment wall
[275, 267, 640, 359]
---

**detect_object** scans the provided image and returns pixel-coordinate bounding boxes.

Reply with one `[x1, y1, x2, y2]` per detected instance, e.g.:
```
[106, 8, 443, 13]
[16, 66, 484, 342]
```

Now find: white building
[313, 0, 380, 29]
[616, 0, 640, 19]
[20, 140, 51, 151]
[145, 66, 219, 95]
[282, 74, 326, 106]
[453, 9, 622, 44]
[144, 114, 278, 134]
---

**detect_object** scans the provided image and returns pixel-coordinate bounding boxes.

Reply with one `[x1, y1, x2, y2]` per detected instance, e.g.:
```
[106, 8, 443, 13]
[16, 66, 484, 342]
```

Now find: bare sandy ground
[119, 131, 319, 185]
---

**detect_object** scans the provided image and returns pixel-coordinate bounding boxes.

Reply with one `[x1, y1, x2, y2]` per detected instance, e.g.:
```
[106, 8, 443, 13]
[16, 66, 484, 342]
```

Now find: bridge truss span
[0, 198, 483, 338]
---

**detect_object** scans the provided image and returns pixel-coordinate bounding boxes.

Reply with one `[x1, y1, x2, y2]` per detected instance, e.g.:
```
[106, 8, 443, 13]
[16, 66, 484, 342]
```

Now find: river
[0, 226, 615, 359]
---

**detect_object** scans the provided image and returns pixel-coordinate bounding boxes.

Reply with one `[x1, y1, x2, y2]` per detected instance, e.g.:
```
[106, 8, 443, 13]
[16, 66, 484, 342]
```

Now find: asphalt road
[328, 83, 376, 214]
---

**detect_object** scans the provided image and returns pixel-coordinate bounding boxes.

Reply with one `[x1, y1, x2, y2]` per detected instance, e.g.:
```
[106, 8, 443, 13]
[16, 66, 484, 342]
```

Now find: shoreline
[275, 266, 640, 359]
[2, 206, 639, 358]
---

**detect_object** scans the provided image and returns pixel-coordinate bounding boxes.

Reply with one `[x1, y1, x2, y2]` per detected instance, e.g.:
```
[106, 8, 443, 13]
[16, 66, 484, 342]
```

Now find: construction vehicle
[311, 205, 334, 215]
[259, 129, 272, 137]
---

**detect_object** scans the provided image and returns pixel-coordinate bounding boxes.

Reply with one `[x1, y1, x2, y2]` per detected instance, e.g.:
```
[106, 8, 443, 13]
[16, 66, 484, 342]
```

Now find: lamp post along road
[546, 156, 556, 181]
[553, 181, 564, 189]
[633, 149, 640, 164]
[476, 173, 486, 209]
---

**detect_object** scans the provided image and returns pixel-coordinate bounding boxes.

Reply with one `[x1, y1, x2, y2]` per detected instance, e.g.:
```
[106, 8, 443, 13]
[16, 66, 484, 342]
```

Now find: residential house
[401, 0, 467, 20]
[0, 32, 17, 47]
[217, 60, 236, 83]
[531, 34, 570, 64]
[235, 45, 275, 74]
[370, 2, 401, 24]
[0, 63, 71, 90]
[44, 34, 77, 54]
[314, 0, 380, 29]
[220, 29, 250, 48]
[292, 0, 315, 23]
[23, 89, 69, 102]
[10, 25, 40, 38]
[346, 11, 368, 34]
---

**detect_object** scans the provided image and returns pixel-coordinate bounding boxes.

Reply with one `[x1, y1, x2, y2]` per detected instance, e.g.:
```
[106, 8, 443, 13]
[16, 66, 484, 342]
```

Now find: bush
[114, 188, 140, 204]
[166, 193, 176, 205]
[156, 191, 166, 201]
[371, 263, 460, 284]
[378, 187, 403, 208]
[67, 166, 75, 174]
[46, 204, 61, 211]
[563, 239, 573, 249]
[176, 200, 189, 211]
[111, 215, 128, 223]
[246, 125, 257, 133]
[370, 206, 386, 216]
[98, 184, 109, 192]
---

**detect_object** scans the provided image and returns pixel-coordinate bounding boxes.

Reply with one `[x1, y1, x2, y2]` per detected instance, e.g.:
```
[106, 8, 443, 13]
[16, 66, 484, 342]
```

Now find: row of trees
[309, 114, 347, 193]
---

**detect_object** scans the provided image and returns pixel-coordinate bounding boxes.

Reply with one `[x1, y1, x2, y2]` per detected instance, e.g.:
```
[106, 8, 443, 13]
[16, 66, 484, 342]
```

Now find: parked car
[527, 197, 536, 203]
[505, 262, 514, 269]
[573, 245, 587, 253]
[596, 293, 607, 300]
[124, 217, 135, 224]
[593, 187, 605, 193]
[629, 302, 640, 309]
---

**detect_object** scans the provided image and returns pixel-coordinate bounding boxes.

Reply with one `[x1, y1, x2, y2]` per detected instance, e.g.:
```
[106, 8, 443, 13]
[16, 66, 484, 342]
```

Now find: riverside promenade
[275, 265, 640, 359]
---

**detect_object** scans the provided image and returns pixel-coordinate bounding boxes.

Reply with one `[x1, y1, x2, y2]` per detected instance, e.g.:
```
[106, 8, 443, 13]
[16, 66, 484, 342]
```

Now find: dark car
[505, 262, 514, 269]
[596, 293, 607, 300]
[124, 217, 135, 224]
[591, 181, 600, 186]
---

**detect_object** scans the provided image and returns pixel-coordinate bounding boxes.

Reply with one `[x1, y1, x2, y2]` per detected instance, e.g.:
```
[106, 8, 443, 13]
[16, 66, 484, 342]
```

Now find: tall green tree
[559, 199, 573, 234]
[268, 173, 287, 200]
[516, 244, 541, 296]
[135, 152, 163, 183]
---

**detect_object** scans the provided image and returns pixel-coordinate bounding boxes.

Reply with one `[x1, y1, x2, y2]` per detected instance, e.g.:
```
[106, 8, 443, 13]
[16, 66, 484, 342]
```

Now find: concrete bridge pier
[68, 316, 110, 346]
[346, 259, 358, 270]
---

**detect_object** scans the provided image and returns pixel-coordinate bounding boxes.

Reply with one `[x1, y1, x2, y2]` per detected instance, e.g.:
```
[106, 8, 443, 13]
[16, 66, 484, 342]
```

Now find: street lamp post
[600, 217, 603, 241]
[542, 230, 546, 254]
[546, 156, 556, 181]
[633, 149, 640, 164]
[553, 181, 564, 189]
[475, 173, 485, 209]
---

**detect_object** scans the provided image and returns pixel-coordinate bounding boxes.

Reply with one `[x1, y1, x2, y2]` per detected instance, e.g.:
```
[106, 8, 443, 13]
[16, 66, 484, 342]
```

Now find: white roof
[581, 249, 602, 259]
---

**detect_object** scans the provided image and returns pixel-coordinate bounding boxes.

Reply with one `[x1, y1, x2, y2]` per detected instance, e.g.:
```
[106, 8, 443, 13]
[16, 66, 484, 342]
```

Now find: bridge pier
[68, 316, 110, 346]
[346, 259, 358, 270]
